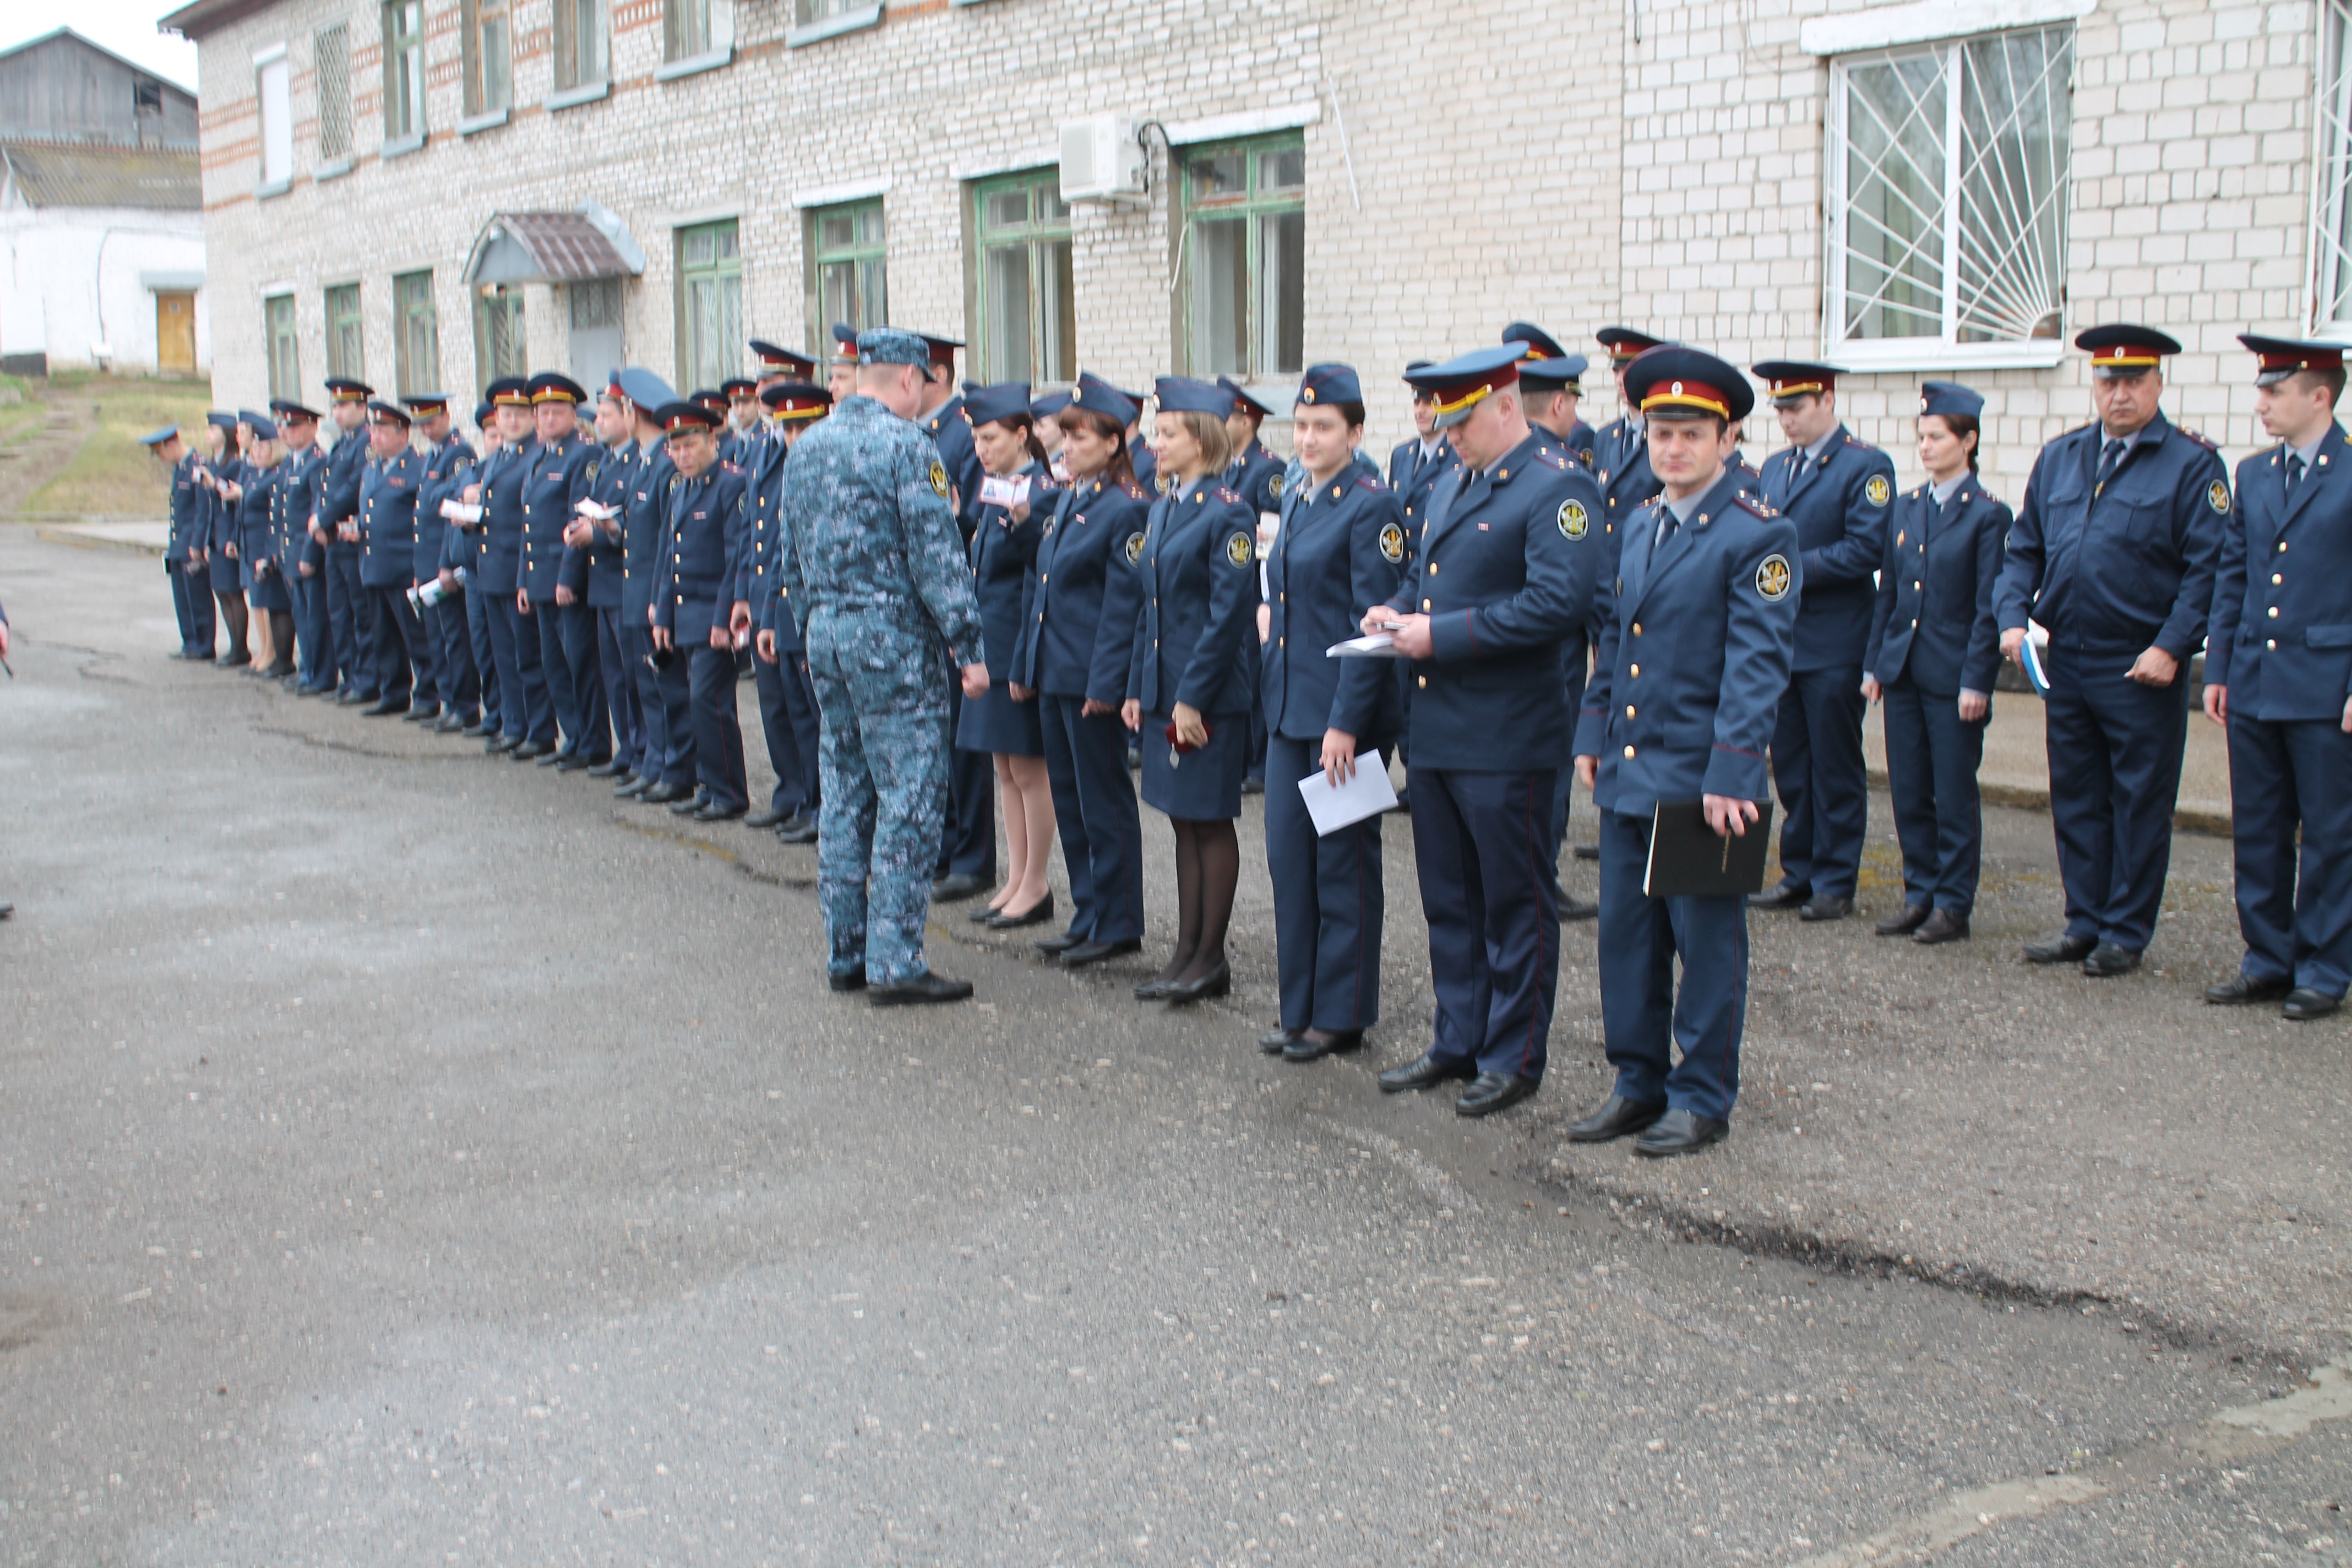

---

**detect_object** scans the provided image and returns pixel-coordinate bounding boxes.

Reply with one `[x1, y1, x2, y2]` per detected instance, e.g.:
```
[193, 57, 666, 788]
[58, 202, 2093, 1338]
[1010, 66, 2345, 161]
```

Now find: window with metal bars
[325, 283, 363, 382]
[314, 24, 352, 159]
[475, 285, 527, 396]
[1179, 135, 1304, 381]
[971, 171, 1075, 386]
[677, 220, 743, 393]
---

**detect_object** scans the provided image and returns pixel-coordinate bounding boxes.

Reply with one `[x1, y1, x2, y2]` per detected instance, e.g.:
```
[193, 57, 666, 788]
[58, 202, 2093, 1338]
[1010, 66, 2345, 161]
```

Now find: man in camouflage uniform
[780, 327, 991, 1005]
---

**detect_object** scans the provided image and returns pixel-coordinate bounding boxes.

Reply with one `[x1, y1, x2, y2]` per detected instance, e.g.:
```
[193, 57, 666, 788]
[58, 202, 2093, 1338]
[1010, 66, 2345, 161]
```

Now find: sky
[3, 0, 200, 93]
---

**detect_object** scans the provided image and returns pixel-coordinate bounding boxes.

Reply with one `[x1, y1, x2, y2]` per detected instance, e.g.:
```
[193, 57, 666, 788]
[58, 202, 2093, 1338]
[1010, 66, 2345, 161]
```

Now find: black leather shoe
[1283, 1029, 1364, 1064]
[556, 752, 597, 772]
[693, 799, 746, 823]
[776, 814, 819, 844]
[461, 717, 494, 737]
[639, 781, 688, 804]
[1634, 1108, 1729, 1158]
[870, 969, 974, 1006]
[1574, 841, 1599, 861]
[1162, 961, 1231, 1003]
[1566, 1093, 1668, 1142]
[933, 872, 991, 902]
[484, 733, 520, 755]
[967, 899, 1004, 923]
[2283, 987, 2343, 1020]
[987, 895, 1054, 930]
[1749, 884, 1808, 911]
[746, 806, 788, 829]
[510, 741, 552, 762]
[1913, 908, 1970, 945]
[1034, 931, 1087, 957]
[1240, 775, 1265, 796]
[409, 703, 443, 723]
[1799, 895, 1852, 922]
[2023, 933, 2097, 965]
[613, 774, 650, 799]
[669, 791, 710, 815]
[1876, 905, 1930, 937]
[1562, 897, 1599, 922]
[432, 711, 469, 734]
[1257, 1027, 1302, 1056]
[336, 687, 374, 706]
[1457, 1072, 1540, 1117]
[2082, 942, 2142, 977]
[1064, 938, 1141, 968]
[2206, 973, 2292, 1005]
[827, 966, 867, 993]
[1378, 1052, 1478, 1093]
[587, 758, 630, 778]
[362, 695, 410, 717]
[1133, 975, 1176, 1001]
[214, 653, 249, 668]
[536, 747, 568, 767]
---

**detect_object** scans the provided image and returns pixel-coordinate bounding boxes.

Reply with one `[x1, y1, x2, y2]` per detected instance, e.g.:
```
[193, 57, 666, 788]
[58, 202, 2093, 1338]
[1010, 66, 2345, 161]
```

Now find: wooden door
[157, 292, 197, 374]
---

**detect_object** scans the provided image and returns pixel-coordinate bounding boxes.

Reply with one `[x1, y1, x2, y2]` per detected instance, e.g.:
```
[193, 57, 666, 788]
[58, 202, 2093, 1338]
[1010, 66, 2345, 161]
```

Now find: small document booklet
[978, 473, 1032, 509]
[2017, 632, 2052, 696]
[1326, 632, 1402, 658]
[1643, 799, 1776, 899]
[1297, 750, 1399, 836]
[442, 500, 484, 524]
[575, 499, 617, 522]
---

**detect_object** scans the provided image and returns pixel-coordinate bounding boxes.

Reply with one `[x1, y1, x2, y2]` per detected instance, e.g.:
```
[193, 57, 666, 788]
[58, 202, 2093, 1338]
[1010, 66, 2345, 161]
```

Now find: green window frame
[382, 0, 424, 140]
[677, 219, 742, 394]
[805, 200, 886, 356]
[265, 293, 300, 401]
[325, 282, 363, 382]
[474, 284, 526, 396]
[395, 270, 439, 397]
[1178, 133, 1305, 380]
[970, 170, 1075, 386]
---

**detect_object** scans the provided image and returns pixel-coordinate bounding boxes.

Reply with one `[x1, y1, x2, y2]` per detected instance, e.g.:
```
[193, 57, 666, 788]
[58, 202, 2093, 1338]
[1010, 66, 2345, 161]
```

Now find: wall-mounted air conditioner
[1058, 116, 1147, 205]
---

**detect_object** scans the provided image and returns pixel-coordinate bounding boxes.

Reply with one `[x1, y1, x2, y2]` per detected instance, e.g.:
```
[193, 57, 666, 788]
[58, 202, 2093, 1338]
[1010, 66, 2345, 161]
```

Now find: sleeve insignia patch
[1865, 475, 1892, 507]
[1124, 531, 1146, 565]
[1756, 552, 1793, 601]
[1379, 522, 1405, 562]
[2207, 481, 2231, 515]
[1269, 475, 1284, 497]
[1558, 499, 1590, 540]
[928, 459, 950, 498]
[1226, 531, 1254, 568]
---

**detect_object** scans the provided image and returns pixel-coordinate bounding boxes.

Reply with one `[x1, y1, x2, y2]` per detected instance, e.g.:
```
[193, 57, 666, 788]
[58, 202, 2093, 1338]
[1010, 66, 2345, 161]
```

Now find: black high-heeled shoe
[1162, 960, 1231, 1004]
[986, 893, 1054, 930]
[1133, 975, 1177, 1001]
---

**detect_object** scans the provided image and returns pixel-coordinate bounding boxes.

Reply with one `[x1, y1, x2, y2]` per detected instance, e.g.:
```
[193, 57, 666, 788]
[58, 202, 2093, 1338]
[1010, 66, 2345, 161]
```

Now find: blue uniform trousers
[325, 547, 371, 696]
[627, 626, 693, 785]
[754, 651, 822, 816]
[292, 570, 329, 686]
[597, 608, 643, 774]
[487, 594, 553, 744]
[1882, 678, 1987, 913]
[367, 582, 433, 701]
[1597, 807, 1750, 1120]
[808, 613, 952, 986]
[2227, 714, 2352, 999]
[432, 594, 480, 720]
[1266, 734, 1384, 1032]
[1039, 694, 1145, 944]
[169, 561, 215, 655]
[1407, 766, 1558, 1079]
[1768, 666, 1870, 901]
[687, 641, 748, 810]
[1549, 660, 1591, 859]
[557, 601, 608, 760]
[939, 683, 998, 879]
[2043, 647, 2190, 951]
[531, 600, 589, 755]
[464, 581, 501, 731]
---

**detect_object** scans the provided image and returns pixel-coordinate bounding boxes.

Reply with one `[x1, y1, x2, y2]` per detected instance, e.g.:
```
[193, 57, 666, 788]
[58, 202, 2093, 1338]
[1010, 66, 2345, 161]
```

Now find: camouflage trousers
[804, 608, 954, 986]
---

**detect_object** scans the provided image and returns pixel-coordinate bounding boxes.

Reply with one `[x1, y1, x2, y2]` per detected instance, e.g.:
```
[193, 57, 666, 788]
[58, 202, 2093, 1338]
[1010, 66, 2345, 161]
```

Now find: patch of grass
[25, 374, 214, 517]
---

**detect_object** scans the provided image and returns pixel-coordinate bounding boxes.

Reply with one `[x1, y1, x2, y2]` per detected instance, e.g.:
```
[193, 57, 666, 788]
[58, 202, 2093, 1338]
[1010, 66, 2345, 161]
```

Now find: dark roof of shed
[1, 141, 200, 210]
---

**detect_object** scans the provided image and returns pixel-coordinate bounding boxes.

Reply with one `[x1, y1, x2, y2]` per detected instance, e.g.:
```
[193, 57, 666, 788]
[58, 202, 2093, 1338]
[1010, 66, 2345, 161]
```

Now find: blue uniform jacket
[968, 459, 1055, 683]
[1011, 470, 1153, 702]
[622, 444, 677, 625]
[1387, 437, 1458, 576]
[414, 437, 476, 583]
[236, 459, 279, 570]
[1131, 440, 1158, 496]
[167, 451, 205, 561]
[358, 445, 424, 589]
[1128, 475, 1260, 717]
[1757, 426, 1895, 671]
[2208, 422, 2352, 722]
[273, 444, 327, 579]
[1865, 477, 2010, 696]
[655, 465, 748, 643]
[474, 440, 532, 596]
[1264, 467, 1408, 745]
[574, 439, 634, 609]
[521, 434, 596, 600]
[320, 429, 367, 544]
[925, 395, 986, 537]
[205, 457, 243, 556]
[1564, 418, 1598, 470]
[1577, 466, 1802, 813]
[1994, 412, 2229, 658]
[1380, 431, 1600, 772]
[733, 428, 791, 641]
[1227, 439, 1284, 516]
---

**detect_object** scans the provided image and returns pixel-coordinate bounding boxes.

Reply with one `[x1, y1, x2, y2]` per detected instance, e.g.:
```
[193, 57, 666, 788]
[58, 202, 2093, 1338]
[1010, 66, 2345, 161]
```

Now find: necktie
[2286, 453, 2306, 496]
[1788, 450, 1807, 487]
[1654, 505, 1678, 550]
[2094, 438, 2126, 494]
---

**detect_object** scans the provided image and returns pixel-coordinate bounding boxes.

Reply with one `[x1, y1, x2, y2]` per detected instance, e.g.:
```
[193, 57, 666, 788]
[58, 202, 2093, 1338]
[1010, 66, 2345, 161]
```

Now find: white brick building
[161, 0, 2348, 492]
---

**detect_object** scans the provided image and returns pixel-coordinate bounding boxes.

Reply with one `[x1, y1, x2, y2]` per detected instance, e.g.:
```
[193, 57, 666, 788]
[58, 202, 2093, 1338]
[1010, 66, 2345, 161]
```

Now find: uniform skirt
[209, 551, 243, 595]
[244, 556, 291, 612]
[955, 680, 1044, 757]
[1140, 709, 1247, 821]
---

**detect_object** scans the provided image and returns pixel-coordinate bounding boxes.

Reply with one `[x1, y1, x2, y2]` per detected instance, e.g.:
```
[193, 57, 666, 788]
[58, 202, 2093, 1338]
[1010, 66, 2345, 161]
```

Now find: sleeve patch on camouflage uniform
[2207, 481, 2231, 514]
[1378, 522, 1404, 563]
[1865, 474, 1892, 507]
[1226, 531, 1254, 567]
[1558, 499, 1589, 540]
[1755, 552, 1792, 601]
[929, 459, 950, 498]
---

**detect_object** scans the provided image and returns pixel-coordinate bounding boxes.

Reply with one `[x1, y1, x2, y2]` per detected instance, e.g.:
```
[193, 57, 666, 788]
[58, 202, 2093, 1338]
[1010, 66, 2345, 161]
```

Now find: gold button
[1632, 623, 1642, 636]
[1625, 705, 1636, 717]
[1429, 564, 1438, 575]
[1422, 599, 1432, 610]
[2267, 639, 2277, 649]
[1278, 637, 1284, 647]
[2269, 607, 2280, 618]
[2273, 574, 2283, 584]
[1417, 676, 1427, 689]
[1629, 663, 1640, 677]
[1623, 745, 1636, 759]
[2279, 542, 2288, 552]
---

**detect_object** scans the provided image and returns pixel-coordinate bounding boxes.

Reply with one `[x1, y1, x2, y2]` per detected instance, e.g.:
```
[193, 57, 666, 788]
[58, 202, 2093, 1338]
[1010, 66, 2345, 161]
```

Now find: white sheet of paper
[978, 473, 1032, 509]
[1325, 631, 1402, 658]
[575, 499, 617, 521]
[1297, 749, 1399, 836]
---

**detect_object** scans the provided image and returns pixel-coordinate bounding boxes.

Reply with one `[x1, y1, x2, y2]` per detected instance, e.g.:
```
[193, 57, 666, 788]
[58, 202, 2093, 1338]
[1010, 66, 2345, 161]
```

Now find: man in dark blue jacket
[919, 333, 996, 900]
[319, 378, 375, 704]
[570, 379, 638, 777]
[148, 424, 216, 660]
[407, 393, 480, 732]
[741, 379, 829, 841]
[616, 369, 692, 802]
[356, 400, 434, 717]
[518, 373, 603, 767]
[269, 401, 329, 693]
[651, 400, 750, 820]
[465, 378, 549, 755]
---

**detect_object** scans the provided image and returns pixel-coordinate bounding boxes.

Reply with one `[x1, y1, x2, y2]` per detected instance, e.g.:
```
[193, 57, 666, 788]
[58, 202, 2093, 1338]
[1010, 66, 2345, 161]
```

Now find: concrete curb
[1865, 765, 2233, 837]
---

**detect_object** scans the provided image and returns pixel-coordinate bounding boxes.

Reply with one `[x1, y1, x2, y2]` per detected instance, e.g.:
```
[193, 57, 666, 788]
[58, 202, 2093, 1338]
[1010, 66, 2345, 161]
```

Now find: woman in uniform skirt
[1012, 375, 1152, 967]
[1863, 381, 2009, 944]
[959, 383, 1060, 928]
[1124, 377, 1261, 1003]
[228, 411, 292, 677]
[1258, 364, 1408, 1059]
[200, 412, 251, 667]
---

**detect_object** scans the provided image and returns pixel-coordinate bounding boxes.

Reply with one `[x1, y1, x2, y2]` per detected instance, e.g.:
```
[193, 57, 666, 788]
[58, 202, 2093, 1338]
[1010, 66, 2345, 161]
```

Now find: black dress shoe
[510, 741, 553, 762]
[2283, 987, 2343, 1020]
[2023, 933, 2097, 965]
[1283, 1029, 1364, 1064]
[987, 894, 1054, 930]
[431, 711, 467, 734]
[1034, 930, 1087, 957]
[775, 814, 819, 844]
[485, 733, 520, 754]
[614, 774, 650, 799]
[1163, 961, 1231, 1003]
[587, 759, 630, 778]
[1913, 908, 1970, 945]
[1240, 775, 1265, 796]
[362, 695, 410, 717]
[1257, 1027, 1302, 1056]
[1133, 975, 1176, 1001]
[2082, 942, 2142, 977]
[1876, 905, 1930, 937]
[693, 799, 746, 823]
[1064, 938, 1141, 968]
[1799, 895, 1852, 922]
[462, 717, 494, 737]
[639, 780, 688, 804]
[407, 703, 443, 723]
[1562, 897, 1599, 922]
[1457, 1071, 1540, 1117]
[869, 969, 974, 1006]
[967, 899, 1004, 923]
[746, 806, 788, 829]
[827, 966, 867, 993]
[1634, 1108, 1729, 1158]
[1750, 884, 1809, 911]
[1377, 1052, 1478, 1093]
[215, 653, 249, 668]
[536, 747, 568, 766]
[2206, 973, 2292, 1005]
[933, 872, 990, 902]
[556, 753, 597, 772]
[337, 687, 377, 706]
[1566, 1093, 1668, 1142]
[669, 791, 710, 815]
[1572, 841, 1599, 861]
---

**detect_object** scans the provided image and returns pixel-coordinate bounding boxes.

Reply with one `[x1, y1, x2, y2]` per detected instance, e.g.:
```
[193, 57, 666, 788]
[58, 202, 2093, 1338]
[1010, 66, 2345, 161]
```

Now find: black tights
[264, 610, 295, 675]
[215, 592, 249, 660]
[1159, 816, 1239, 983]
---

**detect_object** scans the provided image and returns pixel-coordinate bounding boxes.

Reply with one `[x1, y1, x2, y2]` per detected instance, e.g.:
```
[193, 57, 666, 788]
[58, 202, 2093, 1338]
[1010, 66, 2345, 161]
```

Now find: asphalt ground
[2, 526, 2346, 1566]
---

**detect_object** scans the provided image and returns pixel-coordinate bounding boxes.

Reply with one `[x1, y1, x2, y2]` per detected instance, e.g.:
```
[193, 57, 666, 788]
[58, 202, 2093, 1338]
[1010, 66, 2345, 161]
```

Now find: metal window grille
[1180, 136, 1305, 380]
[570, 277, 622, 331]
[475, 286, 527, 395]
[2314, 0, 2352, 326]
[314, 24, 351, 159]
[1830, 24, 2072, 349]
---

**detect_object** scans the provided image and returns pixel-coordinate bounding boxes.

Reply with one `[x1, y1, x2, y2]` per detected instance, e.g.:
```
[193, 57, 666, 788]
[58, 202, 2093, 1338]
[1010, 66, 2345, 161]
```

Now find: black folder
[1642, 799, 1775, 899]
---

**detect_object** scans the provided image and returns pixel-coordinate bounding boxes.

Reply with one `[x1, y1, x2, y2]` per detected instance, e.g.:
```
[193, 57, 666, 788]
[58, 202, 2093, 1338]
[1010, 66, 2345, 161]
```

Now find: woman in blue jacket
[958, 383, 1058, 928]
[199, 413, 251, 667]
[1863, 381, 2010, 945]
[1124, 378, 1261, 1003]
[230, 411, 293, 677]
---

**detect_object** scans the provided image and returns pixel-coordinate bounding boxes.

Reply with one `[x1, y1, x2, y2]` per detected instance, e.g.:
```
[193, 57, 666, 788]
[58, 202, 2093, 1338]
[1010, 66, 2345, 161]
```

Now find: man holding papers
[1570, 346, 1799, 1157]
[1365, 345, 1601, 1118]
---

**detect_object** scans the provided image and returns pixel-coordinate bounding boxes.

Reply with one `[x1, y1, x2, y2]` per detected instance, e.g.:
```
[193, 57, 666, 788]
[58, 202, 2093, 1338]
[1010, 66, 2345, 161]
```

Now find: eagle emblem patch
[1269, 475, 1284, 498]
[1755, 553, 1793, 601]
[2207, 481, 2231, 515]
[928, 460, 950, 498]
[1558, 499, 1589, 540]
[1378, 522, 1405, 563]
[1226, 531, 1254, 568]
[1865, 475, 1892, 507]
[1124, 532, 1145, 565]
